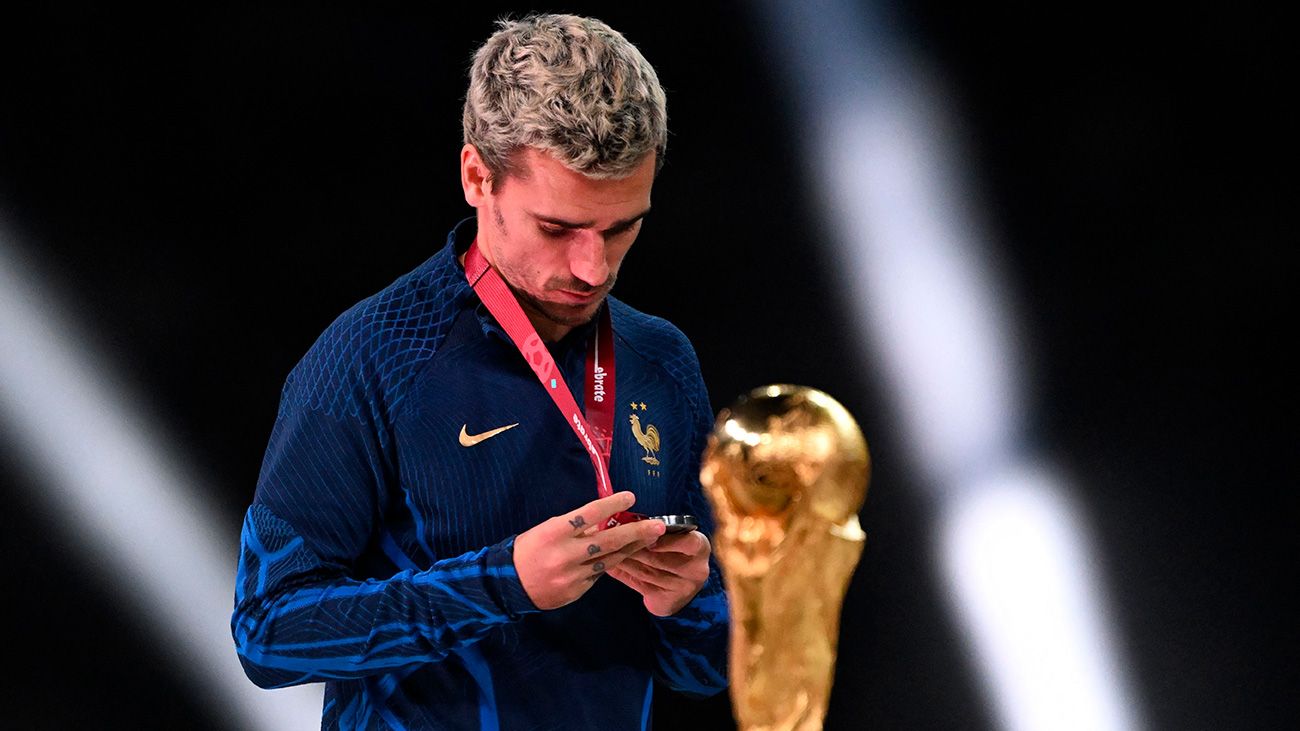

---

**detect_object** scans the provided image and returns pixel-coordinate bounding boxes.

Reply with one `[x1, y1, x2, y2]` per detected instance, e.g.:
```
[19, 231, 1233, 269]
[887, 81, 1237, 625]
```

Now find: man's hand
[608, 530, 712, 617]
[513, 491, 667, 611]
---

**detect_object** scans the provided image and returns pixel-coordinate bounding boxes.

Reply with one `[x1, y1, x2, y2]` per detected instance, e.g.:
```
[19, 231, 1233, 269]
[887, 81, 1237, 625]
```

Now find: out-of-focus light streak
[749, 1, 1142, 728]
[0, 226, 321, 731]
[943, 466, 1135, 731]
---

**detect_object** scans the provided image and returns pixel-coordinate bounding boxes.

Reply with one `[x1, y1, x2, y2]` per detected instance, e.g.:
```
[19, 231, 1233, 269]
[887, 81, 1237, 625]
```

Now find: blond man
[233, 14, 728, 729]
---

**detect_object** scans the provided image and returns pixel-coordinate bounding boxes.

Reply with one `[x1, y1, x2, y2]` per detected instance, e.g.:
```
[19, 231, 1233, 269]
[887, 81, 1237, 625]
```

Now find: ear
[460, 143, 494, 207]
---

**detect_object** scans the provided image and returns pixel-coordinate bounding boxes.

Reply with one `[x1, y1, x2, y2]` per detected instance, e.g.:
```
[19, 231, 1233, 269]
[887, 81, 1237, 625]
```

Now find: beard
[508, 274, 616, 329]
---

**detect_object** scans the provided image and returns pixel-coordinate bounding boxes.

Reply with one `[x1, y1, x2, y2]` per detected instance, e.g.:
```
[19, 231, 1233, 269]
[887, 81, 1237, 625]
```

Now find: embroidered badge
[628, 401, 661, 467]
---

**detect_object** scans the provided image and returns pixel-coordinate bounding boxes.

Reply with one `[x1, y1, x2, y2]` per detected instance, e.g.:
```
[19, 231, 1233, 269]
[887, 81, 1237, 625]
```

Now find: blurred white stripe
[942, 465, 1136, 731]
[0, 226, 321, 731]
[750, 2, 1142, 728]
[820, 96, 1022, 483]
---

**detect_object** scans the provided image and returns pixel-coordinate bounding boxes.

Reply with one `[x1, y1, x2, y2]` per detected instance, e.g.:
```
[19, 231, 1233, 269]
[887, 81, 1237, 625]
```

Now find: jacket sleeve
[231, 347, 539, 689]
[649, 358, 730, 697]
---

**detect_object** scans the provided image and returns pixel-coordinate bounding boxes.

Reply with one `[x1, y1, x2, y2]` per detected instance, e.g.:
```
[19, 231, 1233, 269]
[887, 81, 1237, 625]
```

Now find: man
[232, 13, 729, 729]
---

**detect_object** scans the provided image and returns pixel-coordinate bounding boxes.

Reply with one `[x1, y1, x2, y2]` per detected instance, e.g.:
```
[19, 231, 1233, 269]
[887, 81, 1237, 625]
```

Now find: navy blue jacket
[232, 218, 728, 729]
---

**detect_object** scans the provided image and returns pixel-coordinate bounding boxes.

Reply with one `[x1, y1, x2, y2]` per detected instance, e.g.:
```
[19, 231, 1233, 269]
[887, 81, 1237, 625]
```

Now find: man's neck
[459, 249, 574, 343]
[520, 300, 573, 343]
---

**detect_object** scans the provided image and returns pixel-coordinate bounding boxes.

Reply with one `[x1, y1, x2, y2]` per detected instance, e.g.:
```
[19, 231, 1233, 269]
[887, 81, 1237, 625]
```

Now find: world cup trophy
[700, 384, 870, 731]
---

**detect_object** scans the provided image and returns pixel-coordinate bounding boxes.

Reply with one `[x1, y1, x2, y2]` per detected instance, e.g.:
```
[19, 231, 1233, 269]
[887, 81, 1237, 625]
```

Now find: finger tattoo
[592, 561, 606, 573]
[587, 544, 601, 556]
[569, 515, 586, 529]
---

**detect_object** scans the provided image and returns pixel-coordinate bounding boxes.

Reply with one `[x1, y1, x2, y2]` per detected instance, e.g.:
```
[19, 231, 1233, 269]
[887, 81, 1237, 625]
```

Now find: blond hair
[462, 13, 667, 183]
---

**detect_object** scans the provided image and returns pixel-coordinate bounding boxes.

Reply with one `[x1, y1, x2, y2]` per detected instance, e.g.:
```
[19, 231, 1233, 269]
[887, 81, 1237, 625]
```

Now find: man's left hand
[607, 529, 712, 617]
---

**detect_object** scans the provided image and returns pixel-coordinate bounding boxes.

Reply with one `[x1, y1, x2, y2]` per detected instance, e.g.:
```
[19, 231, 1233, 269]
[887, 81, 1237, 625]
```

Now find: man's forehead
[511, 146, 655, 183]
[525, 206, 653, 230]
[506, 147, 655, 220]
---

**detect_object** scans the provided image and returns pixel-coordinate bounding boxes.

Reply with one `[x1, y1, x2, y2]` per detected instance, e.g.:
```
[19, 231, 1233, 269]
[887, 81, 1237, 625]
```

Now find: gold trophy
[700, 384, 870, 731]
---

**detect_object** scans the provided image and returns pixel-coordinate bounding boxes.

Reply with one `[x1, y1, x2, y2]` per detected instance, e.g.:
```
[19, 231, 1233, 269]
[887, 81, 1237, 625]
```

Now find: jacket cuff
[652, 570, 728, 636]
[486, 534, 542, 619]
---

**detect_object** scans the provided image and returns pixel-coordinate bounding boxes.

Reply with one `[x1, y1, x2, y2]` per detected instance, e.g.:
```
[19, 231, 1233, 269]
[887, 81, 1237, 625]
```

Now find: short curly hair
[462, 13, 667, 183]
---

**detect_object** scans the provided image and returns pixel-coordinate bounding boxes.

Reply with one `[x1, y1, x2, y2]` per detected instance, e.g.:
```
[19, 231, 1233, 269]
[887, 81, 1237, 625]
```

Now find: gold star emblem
[639, 401, 647, 411]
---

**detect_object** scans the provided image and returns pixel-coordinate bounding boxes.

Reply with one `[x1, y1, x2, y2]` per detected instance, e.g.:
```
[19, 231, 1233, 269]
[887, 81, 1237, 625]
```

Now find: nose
[568, 230, 609, 287]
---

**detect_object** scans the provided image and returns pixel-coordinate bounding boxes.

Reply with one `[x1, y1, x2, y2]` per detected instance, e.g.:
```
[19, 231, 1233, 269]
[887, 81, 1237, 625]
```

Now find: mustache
[546, 274, 616, 294]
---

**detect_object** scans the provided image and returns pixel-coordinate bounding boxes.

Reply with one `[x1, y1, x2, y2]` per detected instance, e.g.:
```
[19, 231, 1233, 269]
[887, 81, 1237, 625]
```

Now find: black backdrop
[0, 3, 1288, 729]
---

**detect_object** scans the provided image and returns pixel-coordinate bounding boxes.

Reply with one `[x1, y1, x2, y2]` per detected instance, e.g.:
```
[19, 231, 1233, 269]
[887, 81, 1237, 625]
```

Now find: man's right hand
[513, 491, 666, 611]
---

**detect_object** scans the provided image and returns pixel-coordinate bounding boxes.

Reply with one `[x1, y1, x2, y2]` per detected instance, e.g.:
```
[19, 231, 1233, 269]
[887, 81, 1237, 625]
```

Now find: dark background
[0, 2, 1288, 728]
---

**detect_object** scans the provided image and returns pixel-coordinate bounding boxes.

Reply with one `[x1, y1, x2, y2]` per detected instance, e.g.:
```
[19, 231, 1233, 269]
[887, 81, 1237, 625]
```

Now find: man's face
[467, 146, 655, 340]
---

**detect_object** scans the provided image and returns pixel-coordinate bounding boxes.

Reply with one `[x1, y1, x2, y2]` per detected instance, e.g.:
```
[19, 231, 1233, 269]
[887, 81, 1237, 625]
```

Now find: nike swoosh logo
[459, 422, 519, 447]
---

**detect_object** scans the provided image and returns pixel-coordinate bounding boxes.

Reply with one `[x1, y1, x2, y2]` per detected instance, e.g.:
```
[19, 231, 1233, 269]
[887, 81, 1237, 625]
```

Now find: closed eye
[538, 221, 640, 240]
[528, 207, 651, 240]
[604, 219, 643, 238]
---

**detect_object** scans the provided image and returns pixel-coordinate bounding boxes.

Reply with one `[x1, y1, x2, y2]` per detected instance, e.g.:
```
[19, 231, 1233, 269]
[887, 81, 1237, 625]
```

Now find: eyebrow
[527, 207, 652, 231]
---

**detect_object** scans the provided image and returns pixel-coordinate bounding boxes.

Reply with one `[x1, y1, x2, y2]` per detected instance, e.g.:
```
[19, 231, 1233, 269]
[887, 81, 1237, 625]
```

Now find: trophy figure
[700, 384, 870, 731]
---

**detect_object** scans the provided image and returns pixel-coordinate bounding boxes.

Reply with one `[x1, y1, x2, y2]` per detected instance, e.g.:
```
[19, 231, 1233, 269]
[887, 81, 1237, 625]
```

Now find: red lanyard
[464, 239, 636, 528]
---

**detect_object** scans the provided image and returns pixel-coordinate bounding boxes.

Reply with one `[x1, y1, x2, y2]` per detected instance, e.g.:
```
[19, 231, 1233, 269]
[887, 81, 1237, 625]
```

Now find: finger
[588, 518, 665, 554]
[586, 536, 656, 568]
[607, 564, 660, 595]
[583, 556, 610, 582]
[579, 521, 665, 565]
[615, 555, 682, 592]
[627, 550, 710, 589]
[565, 521, 661, 587]
[557, 491, 636, 536]
[646, 530, 710, 556]
[629, 549, 694, 573]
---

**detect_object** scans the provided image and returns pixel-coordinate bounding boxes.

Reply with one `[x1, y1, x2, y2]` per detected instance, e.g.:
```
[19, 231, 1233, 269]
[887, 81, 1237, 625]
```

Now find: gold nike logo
[459, 422, 519, 447]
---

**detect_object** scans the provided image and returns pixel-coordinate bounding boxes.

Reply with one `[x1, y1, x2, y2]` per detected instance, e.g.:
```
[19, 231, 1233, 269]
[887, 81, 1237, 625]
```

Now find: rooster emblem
[628, 413, 661, 465]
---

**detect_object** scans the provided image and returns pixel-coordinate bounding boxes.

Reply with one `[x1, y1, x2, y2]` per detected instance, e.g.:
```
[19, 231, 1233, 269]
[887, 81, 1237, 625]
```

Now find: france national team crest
[627, 400, 662, 477]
